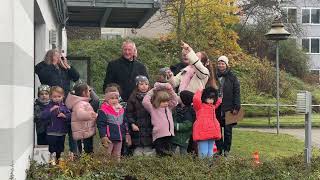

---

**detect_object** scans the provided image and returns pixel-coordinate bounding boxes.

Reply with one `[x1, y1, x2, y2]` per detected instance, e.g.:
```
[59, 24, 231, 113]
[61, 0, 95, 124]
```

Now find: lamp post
[265, 18, 291, 135]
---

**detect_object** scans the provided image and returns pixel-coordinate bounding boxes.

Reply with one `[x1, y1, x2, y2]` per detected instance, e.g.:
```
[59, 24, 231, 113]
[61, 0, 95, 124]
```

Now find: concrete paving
[237, 128, 320, 148]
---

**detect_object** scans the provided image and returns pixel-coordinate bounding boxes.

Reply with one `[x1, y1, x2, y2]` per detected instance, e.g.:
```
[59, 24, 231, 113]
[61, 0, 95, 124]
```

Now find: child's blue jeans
[198, 140, 214, 158]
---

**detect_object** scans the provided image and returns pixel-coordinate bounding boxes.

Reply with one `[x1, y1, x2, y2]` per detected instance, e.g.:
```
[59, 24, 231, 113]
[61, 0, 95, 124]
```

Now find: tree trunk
[177, 0, 185, 44]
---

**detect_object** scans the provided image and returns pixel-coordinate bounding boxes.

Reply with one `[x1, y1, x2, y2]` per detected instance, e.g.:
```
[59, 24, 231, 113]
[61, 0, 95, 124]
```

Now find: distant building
[281, 0, 320, 70]
[101, 8, 172, 39]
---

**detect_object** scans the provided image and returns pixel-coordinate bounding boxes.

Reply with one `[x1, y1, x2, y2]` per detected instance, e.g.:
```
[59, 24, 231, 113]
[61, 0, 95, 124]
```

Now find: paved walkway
[237, 128, 320, 148]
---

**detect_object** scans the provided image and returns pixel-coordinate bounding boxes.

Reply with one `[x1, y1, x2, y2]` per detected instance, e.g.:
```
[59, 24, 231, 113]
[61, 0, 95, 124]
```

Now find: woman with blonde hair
[35, 49, 80, 96]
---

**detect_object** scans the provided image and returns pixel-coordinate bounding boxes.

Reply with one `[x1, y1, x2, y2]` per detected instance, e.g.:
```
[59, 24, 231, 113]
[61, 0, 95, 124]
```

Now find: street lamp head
[265, 18, 291, 41]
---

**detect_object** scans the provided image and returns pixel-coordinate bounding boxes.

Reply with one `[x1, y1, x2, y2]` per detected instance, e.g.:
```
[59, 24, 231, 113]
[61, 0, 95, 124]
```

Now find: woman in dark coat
[35, 49, 80, 96]
[215, 55, 241, 157]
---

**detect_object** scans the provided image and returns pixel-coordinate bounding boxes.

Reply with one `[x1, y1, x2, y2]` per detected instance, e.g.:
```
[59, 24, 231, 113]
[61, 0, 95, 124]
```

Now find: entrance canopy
[52, 0, 161, 28]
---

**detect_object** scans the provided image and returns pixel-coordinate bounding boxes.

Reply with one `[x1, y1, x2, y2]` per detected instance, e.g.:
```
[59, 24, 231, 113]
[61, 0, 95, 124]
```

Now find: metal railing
[240, 104, 320, 129]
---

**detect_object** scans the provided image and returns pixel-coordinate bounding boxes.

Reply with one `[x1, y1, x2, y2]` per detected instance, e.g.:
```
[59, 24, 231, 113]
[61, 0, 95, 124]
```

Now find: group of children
[34, 70, 222, 164]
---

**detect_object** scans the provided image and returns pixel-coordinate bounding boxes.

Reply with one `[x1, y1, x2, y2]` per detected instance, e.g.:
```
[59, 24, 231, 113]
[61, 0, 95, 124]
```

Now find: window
[282, 8, 297, 23]
[302, 8, 320, 24]
[101, 33, 121, 40]
[288, 8, 297, 23]
[302, 38, 320, 54]
[311, 9, 320, 24]
[302, 39, 310, 52]
[311, 39, 320, 53]
[302, 9, 310, 23]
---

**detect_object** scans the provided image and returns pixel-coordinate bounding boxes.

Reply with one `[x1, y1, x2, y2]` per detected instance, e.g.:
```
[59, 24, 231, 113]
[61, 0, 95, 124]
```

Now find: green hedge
[68, 38, 179, 94]
[27, 154, 320, 179]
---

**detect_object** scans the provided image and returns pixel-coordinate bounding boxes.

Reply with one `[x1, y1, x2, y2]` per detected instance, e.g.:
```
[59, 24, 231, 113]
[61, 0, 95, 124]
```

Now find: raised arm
[187, 50, 209, 80]
[193, 89, 202, 111]
[169, 72, 182, 88]
[214, 97, 222, 109]
[67, 66, 80, 82]
[142, 89, 154, 113]
[166, 84, 178, 109]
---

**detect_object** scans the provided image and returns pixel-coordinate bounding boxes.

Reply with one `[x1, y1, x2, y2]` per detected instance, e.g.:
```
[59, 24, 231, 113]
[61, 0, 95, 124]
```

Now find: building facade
[282, 0, 320, 70]
[101, 8, 172, 39]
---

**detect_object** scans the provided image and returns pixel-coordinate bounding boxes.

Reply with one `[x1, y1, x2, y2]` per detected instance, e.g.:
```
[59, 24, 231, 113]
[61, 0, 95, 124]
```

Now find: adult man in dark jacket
[103, 40, 149, 102]
[103, 40, 148, 156]
[215, 55, 241, 157]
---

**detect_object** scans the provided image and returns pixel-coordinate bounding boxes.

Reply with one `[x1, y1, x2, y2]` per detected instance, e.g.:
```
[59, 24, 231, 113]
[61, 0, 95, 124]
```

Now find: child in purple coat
[41, 86, 71, 165]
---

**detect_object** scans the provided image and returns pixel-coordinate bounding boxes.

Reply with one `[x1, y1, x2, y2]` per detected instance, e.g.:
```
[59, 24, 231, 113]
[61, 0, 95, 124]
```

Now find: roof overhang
[52, 0, 161, 28]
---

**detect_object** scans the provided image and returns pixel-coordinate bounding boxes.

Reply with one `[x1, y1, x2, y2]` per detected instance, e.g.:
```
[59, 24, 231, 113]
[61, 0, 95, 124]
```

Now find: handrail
[241, 104, 320, 107]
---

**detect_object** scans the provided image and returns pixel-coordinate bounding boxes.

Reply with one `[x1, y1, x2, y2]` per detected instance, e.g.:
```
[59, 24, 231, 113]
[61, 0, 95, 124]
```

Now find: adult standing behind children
[215, 56, 241, 157]
[103, 40, 149, 102]
[35, 49, 80, 96]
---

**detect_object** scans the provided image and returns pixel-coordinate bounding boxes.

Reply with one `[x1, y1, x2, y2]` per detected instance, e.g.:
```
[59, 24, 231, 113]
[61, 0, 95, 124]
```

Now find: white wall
[0, 0, 63, 179]
[34, 0, 66, 95]
[0, 0, 34, 179]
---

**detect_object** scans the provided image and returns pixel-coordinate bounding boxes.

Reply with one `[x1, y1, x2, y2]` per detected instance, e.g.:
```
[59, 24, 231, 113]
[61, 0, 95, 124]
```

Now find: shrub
[68, 38, 179, 94]
[68, 38, 320, 116]
[27, 153, 320, 180]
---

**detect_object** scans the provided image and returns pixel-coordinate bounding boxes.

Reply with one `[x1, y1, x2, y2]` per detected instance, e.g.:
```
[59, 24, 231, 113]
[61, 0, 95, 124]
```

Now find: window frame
[301, 8, 320, 25]
[282, 7, 298, 23]
[301, 37, 320, 54]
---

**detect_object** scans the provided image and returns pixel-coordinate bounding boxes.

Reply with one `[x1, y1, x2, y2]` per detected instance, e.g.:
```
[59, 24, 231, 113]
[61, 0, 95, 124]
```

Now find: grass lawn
[230, 130, 307, 160]
[238, 114, 320, 127]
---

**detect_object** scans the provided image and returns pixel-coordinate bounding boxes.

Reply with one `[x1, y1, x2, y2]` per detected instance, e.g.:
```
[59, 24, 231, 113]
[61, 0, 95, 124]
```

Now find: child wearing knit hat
[34, 85, 51, 145]
[126, 75, 155, 156]
[157, 67, 173, 83]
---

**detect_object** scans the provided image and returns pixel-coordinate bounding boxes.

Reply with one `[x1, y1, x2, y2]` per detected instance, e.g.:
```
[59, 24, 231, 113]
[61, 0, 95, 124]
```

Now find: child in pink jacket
[65, 82, 98, 154]
[142, 82, 178, 156]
